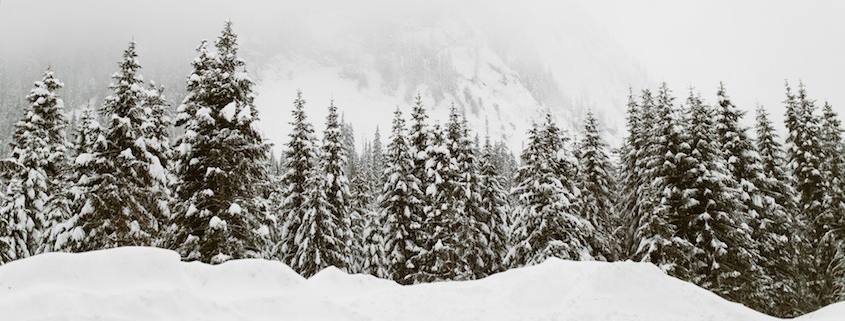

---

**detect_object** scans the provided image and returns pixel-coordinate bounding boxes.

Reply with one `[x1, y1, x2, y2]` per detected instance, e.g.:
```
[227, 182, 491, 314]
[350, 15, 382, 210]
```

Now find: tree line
[0, 21, 843, 318]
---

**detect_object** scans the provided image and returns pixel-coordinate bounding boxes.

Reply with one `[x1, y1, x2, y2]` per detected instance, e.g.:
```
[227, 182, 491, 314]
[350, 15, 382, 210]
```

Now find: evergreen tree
[619, 89, 657, 259]
[0, 68, 69, 262]
[446, 107, 489, 279]
[507, 118, 592, 268]
[820, 102, 845, 302]
[298, 100, 352, 273]
[379, 108, 423, 282]
[714, 84, 795, 311]
[679, 91, 763, 304]
[371, 127, 385, 190]
[61, 42, 170, 252]
[576, 111, 617, 260]
[169, 22, 270, 263]
[478, 133, 510, 274]
[755, 106, 796, 212]
[784, 82, 835, 307]
[276, 91, 318, 265]
[407, 122, 464, 282]
[71, 107, 101, 155]
[632, 83, 693, 278]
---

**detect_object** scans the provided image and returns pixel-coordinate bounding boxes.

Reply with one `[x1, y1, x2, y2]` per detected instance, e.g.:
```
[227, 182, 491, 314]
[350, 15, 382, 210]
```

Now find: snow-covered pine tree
[478, 132, 510, 274]
[72, 107, 101, 155]
[819, 102, 845, 302]
[0, 68, 69, 262]
[354, 141, 375, 211]
[341, 116, 358, 181]
[820, 102, 845, 236]
[679, 90, 764, 304]
[754, 106, 797, 214]
[406, 121, 465, 282]
[169, 22, 271, 264]
[371, 127, 385, 191]
[276, 91, 318, 265]
[576, 111, 618, 261]
[714, 84, 798, 313]
[60, 42, 171, 252]
[632, 83, 692, 278]
[445, 106, 489, 279]
[290, 100, 351, 276]
[784, 82, 836, 308]
[753, 105, 807, 316]
[319, 100, 352, 269]
[507, 117, 593, 268]
[379, 108, 423, 282]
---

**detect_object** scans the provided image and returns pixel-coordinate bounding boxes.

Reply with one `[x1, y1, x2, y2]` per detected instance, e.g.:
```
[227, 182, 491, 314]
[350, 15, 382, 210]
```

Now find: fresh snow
[0, 247, 825, 321]
[221, 102, 237, 122]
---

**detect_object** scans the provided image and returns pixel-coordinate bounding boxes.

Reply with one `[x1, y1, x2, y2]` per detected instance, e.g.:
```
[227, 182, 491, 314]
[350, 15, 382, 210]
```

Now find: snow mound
[0, 247, 809, 320]
[798, 301, 845, 321]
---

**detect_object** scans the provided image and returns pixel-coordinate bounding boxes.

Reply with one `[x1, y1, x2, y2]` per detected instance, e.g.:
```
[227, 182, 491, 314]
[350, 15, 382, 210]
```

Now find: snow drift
[2, 247, 830, 321]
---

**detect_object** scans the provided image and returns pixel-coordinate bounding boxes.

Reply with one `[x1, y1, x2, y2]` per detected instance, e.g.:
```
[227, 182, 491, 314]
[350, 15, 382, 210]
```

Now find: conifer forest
[2, 21, 845, 319]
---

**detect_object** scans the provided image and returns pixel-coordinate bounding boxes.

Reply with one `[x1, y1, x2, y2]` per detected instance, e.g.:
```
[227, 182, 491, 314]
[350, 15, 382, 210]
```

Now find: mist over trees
[1, 21, 844, 319]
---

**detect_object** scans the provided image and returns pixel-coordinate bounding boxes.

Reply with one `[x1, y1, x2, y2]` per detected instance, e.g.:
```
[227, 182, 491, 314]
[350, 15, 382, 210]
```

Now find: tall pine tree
[0, 68, 69, 262]
[169, 22, 271, 263]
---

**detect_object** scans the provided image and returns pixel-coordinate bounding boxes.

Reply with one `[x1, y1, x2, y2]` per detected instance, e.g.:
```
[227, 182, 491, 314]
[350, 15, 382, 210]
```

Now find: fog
[1, 0, 842, 150]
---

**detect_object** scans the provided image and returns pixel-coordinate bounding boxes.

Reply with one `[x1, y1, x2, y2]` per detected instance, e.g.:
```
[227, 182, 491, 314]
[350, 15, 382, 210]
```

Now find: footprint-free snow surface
[0, 247, 838, 320]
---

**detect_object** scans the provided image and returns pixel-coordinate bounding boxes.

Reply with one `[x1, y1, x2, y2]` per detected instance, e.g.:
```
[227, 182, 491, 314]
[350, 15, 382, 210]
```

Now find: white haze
[1, 0, 841, 151]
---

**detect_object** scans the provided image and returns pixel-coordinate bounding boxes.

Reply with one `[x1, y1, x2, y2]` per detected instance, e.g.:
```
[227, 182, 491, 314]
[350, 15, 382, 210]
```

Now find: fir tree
[371, 127, 385, 190]
[711, 85, 791, 309]
[407, 122, 463, 282]
[632, 83, 693, 278]
[507, 118, 592, 268]
[478, 133, 510, 274]
[576, 111, 617, 260]
[820, 102, 845, 302]
[784, 82, 835, 307]
[304, 100, 353, 272]
[276, 91, 318, 265]
[0, 68, 69, 262]
[61, 42, 170, 252]
[446, 107, 488, 279]
[169, 22, 270, 263]
[379, 108, 423, 282]
[755, 106, 796, 212]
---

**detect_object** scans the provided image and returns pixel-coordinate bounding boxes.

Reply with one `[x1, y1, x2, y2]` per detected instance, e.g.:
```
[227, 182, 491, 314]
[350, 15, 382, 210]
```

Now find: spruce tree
[169, 22, 270, 263]
[820, 102, 845, 302]
[407, 122, 464, 282]
[679, 87, 759, 306]
[299, 100, 352, 273]
[478, 133, 510, 274]
[0, 68, 69, 262]
[446, 107, 489, 279]
[755, 106, 797, 213]
[576, 111, 617, 260]
[715, 84, 801, 316]
[632, 83, 692, 278]
[507, 118, 592, 268]
[276, 91, 318, 265]
[784, 82, 835, 307]
[63, 41, 170, 252]
[379, 108, 423, 282]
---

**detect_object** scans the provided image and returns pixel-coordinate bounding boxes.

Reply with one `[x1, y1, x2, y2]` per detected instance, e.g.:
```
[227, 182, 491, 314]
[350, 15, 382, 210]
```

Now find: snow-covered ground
[4, 247, 838, 320]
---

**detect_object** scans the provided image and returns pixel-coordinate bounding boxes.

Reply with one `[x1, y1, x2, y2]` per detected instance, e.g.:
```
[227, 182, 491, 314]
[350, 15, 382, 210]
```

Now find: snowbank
[0, 247, 804, 320]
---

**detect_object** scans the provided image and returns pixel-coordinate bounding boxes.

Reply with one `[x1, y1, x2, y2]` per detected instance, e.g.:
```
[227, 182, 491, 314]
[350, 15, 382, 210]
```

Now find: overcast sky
[578, 0, 845, 129]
